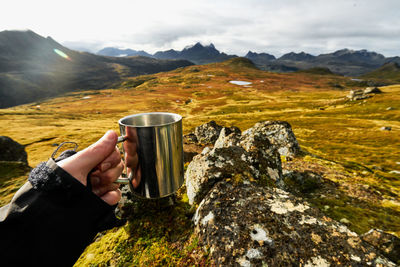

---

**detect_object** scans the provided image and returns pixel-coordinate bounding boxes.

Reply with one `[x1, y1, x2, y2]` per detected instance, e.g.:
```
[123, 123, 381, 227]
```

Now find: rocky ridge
[184, 121, 398, 266]
[91, 120, 398, 266]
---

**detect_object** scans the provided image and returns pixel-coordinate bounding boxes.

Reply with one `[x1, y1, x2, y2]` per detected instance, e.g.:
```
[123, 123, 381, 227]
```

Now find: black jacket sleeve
[0, 156, 118, 266]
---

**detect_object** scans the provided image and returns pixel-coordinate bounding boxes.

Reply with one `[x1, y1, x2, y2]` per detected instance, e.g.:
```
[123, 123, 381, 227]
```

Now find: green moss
[76, 196, 207, 266]
[0, 161, 30, 183]
[311, 196, 400, 235]
[122, 76, 156, 88]
[0, 161, 30, 206]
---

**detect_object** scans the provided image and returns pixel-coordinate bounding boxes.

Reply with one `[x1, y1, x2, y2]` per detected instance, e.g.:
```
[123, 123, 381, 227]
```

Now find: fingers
[57, 131, 118, 185]
[79, 131, 118, 173]
[92, 182, 120, 197]
[100, 189, 122, 206]
[130, 165, 141, 189]
[91, 160, 124, 185]
[99, 146, 121, 172]
[90, 153, 124, 206]
[56, 130, 124, 206]
[125, 151, 138, 170]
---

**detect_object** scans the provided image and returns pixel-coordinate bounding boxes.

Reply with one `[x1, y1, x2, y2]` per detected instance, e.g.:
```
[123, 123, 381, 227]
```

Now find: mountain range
[2, 29, 400, 109]
[0, 30, 192, 108]
[247, 49, 400, 76]
[99, 44, 400, 77]
[99, 42, 236, 65]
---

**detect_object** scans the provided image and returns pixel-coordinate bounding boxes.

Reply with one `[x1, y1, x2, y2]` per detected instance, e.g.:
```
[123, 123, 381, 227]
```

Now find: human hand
[57, 131, 123, 205]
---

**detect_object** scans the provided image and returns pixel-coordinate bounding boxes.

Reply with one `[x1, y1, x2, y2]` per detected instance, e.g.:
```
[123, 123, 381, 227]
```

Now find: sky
[1, 0, 400, 57]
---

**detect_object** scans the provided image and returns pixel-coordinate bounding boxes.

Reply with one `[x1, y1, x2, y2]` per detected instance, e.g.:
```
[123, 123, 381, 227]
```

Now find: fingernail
[104, 130, 116, 140]
[100, 162, 111, 172]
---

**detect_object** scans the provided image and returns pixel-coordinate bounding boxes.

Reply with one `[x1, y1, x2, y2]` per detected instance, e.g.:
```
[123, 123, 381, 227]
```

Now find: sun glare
[53, 48, 71, 60]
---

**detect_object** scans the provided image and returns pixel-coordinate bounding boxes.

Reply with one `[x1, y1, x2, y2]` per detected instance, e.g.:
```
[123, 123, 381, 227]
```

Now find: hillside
[0, 30, 193, 108]
[297, 67, 337, 75]
[0, 59, 399, 265]
[361, 62, 400, 83]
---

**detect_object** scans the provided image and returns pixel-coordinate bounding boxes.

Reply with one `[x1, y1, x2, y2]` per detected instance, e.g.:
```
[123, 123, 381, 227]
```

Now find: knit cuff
[28, 150, 77, 191]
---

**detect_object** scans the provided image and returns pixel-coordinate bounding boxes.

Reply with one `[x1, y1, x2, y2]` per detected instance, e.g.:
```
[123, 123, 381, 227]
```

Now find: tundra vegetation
[0, 58, 399, 265]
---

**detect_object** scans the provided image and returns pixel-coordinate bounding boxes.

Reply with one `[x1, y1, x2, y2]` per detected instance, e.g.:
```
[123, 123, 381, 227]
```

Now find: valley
[0, 57, 399, 265]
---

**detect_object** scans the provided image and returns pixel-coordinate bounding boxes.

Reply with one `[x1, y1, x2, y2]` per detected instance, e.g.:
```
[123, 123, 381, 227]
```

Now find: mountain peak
[245, 51, 276, 61]
[279, 51, 315, 61]
[332, 48, 353, 56]
[207, 43, 215, 49]
[184, 42, 216, 51]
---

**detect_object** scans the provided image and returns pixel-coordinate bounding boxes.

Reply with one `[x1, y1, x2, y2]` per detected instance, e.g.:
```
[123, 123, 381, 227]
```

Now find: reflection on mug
[118, 112, 184, 199]
[123, 127, 140, 189]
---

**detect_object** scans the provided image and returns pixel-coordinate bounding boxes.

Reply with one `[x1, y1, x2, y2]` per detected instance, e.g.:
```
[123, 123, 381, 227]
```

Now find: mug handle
[115, 136, 130, 184]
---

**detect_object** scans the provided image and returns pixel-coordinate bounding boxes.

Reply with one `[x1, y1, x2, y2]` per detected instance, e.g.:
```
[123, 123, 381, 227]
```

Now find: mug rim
[118, 112, 182, 128]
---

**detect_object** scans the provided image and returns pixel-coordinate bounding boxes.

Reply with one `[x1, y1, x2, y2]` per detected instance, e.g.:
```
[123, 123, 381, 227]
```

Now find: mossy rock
[76, 194, 208, 266]
[0, 161, 30, 185]
[0, 161, 30, 206]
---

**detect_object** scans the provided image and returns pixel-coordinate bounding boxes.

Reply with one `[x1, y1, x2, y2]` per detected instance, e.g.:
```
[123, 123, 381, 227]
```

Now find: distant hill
[221, 57, 258, 69]
[244, 51, 276, 70]
[153, 49, 180, 60]
[0, 30, 193, 108]
[100, 42, 236, 65]
[297, 67, 336, 75]
[361, 62, 400, 83]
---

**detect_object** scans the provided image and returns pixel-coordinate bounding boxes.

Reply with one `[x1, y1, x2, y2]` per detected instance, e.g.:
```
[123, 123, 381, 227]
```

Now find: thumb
[57, 131, 118, 185]
[76, 131, 118, 174]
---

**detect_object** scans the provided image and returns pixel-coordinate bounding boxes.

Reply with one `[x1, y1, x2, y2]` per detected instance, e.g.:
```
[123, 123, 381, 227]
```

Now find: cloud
[2, 0, 400, 57]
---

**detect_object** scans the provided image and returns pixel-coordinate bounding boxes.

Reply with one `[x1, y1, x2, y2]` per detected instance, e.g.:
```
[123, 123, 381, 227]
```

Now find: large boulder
[242, 121, 301, 158]
[186, 124, 283, 205]
[186, 145, 255, 205]
[364, 87, 382, 95]
[193, 181, 395, 266]
[347, 87, 382, 101]
[0, 136, 28, 164]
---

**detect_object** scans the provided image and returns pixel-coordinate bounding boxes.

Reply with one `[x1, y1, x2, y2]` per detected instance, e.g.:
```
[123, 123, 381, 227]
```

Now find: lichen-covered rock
[185, 145, 257, 205]
[347, 87, 382, 101]
[0, 136, 28, 164]
[194, 120, 223, 144]
[213, 127, 242, 149]
[184, 133, 198, 143]
[242, 121, 300, 158]
[186, 125, 283, 205]
[239, 125, 283, 184]
[361, 229, 400, 264]
[347, 89, 371, 101]
[194, 181, 395, 266]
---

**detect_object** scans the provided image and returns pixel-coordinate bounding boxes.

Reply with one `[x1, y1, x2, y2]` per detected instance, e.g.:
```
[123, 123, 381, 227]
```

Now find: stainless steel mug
[116, 112, 184, 199]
